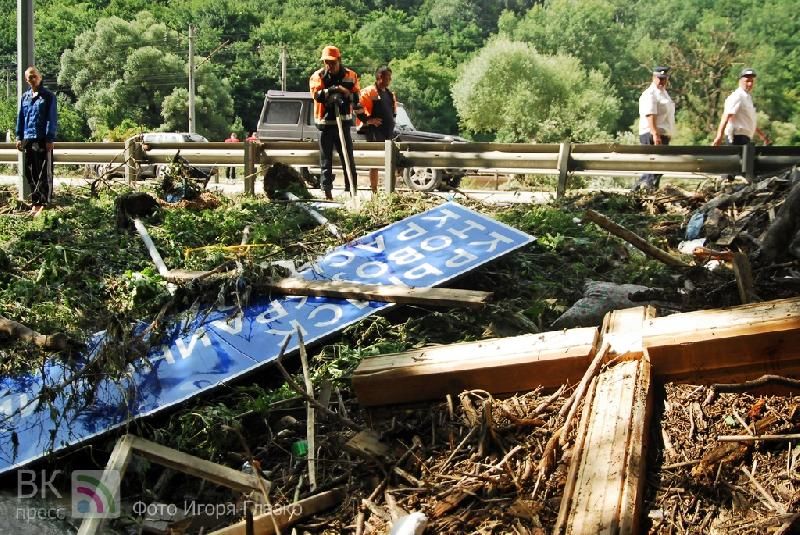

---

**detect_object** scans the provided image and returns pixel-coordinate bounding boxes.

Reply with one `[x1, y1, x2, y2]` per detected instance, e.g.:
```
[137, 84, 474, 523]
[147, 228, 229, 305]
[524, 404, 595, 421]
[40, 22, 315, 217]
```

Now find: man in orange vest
[358, 66, 396, 193]
[309, 45, 365, 199]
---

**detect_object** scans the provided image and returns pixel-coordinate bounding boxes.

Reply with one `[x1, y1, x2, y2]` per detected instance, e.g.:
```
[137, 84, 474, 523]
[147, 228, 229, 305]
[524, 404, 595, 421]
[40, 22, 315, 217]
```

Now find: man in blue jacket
[16, 66, 57, 215]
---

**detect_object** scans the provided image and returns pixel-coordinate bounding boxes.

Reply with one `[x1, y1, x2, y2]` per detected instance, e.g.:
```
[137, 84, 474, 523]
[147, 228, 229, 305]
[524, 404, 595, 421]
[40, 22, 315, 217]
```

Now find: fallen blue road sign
[0, 202, 534, 474]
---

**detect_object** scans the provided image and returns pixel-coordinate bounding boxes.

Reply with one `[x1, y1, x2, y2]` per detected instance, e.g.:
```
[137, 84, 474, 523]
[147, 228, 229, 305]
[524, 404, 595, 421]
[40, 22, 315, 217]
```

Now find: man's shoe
[324, 189, 333, 200]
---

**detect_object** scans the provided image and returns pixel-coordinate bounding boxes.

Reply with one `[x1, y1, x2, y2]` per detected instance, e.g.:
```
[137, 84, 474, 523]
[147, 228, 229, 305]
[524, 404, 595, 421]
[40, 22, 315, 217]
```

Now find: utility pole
[188, 24, 196, 134]
[280, 44, 287, 92]
[17, 0, 34, 200]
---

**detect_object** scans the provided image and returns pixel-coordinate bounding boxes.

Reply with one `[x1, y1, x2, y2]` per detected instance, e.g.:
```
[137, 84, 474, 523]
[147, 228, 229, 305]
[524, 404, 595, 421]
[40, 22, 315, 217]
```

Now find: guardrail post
[384, 140, 397, 193]
[243, 141, 257, 195]
[17, 150, 29, 201]
[124, 137, 135, 184]
[742, 142, 755, 183]
[556, 142, 572, 199]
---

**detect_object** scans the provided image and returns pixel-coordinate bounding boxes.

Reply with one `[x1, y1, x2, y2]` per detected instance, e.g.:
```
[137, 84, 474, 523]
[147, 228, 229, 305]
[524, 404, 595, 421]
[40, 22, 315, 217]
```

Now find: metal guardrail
[2, 141, 799, 198]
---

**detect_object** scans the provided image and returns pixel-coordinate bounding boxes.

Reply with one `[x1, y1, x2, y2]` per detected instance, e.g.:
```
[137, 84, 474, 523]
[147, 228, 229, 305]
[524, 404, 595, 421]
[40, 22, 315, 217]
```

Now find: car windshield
[395, 105, 415, 130]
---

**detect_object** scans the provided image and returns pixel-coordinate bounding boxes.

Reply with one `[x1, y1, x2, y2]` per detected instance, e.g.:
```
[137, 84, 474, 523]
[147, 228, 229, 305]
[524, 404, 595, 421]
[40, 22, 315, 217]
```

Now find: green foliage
[2, 0, 800, 144]
[452, 38, 620, 142]
[93, 118, 148, 142]
[0, 98, 16, 138]
[58, 12, 233, 139]
[500, 0, 638, 129]
[35, 0, 97, 80]
[55, 95, 90, 141]
[390, 52, 459, 134]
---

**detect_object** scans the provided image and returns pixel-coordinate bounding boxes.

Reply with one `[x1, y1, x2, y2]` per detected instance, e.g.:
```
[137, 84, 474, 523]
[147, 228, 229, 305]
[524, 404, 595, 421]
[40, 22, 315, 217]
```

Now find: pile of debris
[3, 166, 800, 534]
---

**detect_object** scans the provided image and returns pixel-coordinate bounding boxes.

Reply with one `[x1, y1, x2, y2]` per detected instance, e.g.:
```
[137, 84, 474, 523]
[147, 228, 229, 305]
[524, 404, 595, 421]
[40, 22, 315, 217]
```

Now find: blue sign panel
[0, 202, 534, 474]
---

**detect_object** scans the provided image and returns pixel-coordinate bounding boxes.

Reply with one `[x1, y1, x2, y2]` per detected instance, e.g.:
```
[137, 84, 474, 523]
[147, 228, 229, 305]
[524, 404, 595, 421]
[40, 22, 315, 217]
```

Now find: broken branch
[583, 209, 689, 267]
[273, 335, 364, 433]
[0, 314, 70, 350]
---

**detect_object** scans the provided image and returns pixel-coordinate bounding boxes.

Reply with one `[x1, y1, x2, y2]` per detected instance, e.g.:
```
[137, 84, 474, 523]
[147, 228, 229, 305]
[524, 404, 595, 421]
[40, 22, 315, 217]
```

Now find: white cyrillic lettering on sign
[175, 331, 212, 360]
[446, 248, 478, 268]
[470, 231, 515, 253]
[422, 208, 460, 228]
[396, 222, 426, 241]
[420, 235, 452, 251]
[387, 247, 424, 266]
[309, 304, 343, 327]
[356, 261, 389, 279]
[354, 235, 386, 253]
[325, 250, 356, 268]
[212, 315, 243, 334]
[0, 393, 37, 418]
[255, 301, 288, 324]
[404, 263, 443, 280]
[447, 220, 486, 239]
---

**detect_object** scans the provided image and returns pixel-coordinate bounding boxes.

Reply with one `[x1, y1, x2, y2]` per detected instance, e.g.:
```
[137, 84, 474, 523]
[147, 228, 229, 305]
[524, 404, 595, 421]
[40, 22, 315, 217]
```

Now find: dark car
[256, 90, 466, 191]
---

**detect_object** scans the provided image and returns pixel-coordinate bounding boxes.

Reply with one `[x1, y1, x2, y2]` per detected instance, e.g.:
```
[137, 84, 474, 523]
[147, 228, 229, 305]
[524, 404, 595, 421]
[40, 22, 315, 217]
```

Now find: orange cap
[320, 45, 341, 61]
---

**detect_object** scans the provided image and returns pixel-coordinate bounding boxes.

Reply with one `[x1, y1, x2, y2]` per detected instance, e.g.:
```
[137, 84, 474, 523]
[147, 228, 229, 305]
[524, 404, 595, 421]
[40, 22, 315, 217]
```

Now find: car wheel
[403, 167, 442, 192]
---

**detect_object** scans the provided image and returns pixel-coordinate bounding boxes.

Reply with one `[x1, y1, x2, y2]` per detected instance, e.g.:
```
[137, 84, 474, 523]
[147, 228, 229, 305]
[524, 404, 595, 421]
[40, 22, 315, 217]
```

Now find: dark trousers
[633, 133, 670, 191]
[723, 135, 751, 180]
[226, 166, 236, 180]
[22, 140, 53, 205]
[319, 124, 357, 192]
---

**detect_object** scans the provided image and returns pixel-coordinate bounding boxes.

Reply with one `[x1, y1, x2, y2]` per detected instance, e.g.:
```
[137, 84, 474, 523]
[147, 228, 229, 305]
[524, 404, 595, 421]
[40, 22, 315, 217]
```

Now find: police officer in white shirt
[712, 68, 770, 181]
[712, 68, 770, 147]
[633, 66, 675, 191]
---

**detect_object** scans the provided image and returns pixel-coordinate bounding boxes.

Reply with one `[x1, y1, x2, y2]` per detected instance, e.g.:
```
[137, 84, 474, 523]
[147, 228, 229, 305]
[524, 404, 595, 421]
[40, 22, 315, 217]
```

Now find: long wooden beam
[265, 278, 493, 309]
[353, 297, 800, 407]
[126, 435, 263, 493]
[352, 328, 599, 406]
[643, 297, 800, 383]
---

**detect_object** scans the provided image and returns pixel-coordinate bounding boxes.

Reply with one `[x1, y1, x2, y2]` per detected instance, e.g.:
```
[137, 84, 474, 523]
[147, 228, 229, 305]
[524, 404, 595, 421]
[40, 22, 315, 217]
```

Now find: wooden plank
[601, 305, 657, 361]
[643, 297, 800, 383]
[353, 328, 599, 406]
[555, 358, 652, 535]
[556, 306, 653, 535]
[127, 436, 263, 493]
[554, 373, 598, 535]
[266, 278, 493, 309]
[78, 435, 136, 535]
[208, 488, 346, 535]
[618, 358, 652, 534]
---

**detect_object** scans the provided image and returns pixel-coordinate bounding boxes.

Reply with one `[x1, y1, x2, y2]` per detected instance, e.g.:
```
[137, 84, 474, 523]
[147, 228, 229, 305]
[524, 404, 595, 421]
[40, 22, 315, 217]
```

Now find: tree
[390, 52, 459, 135]
[499, 0, 638, 132]
[35, 0, 97, 82]
[452, 39, 620, 142]
[161, 63, 234, 140]
[59, 12, 234, 139]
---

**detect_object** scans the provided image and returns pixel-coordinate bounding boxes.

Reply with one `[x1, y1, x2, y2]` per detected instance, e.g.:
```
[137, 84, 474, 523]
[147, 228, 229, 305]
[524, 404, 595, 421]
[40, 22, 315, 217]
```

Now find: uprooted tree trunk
[760, 177, 800, 263]
[0, 315, 70, 350]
